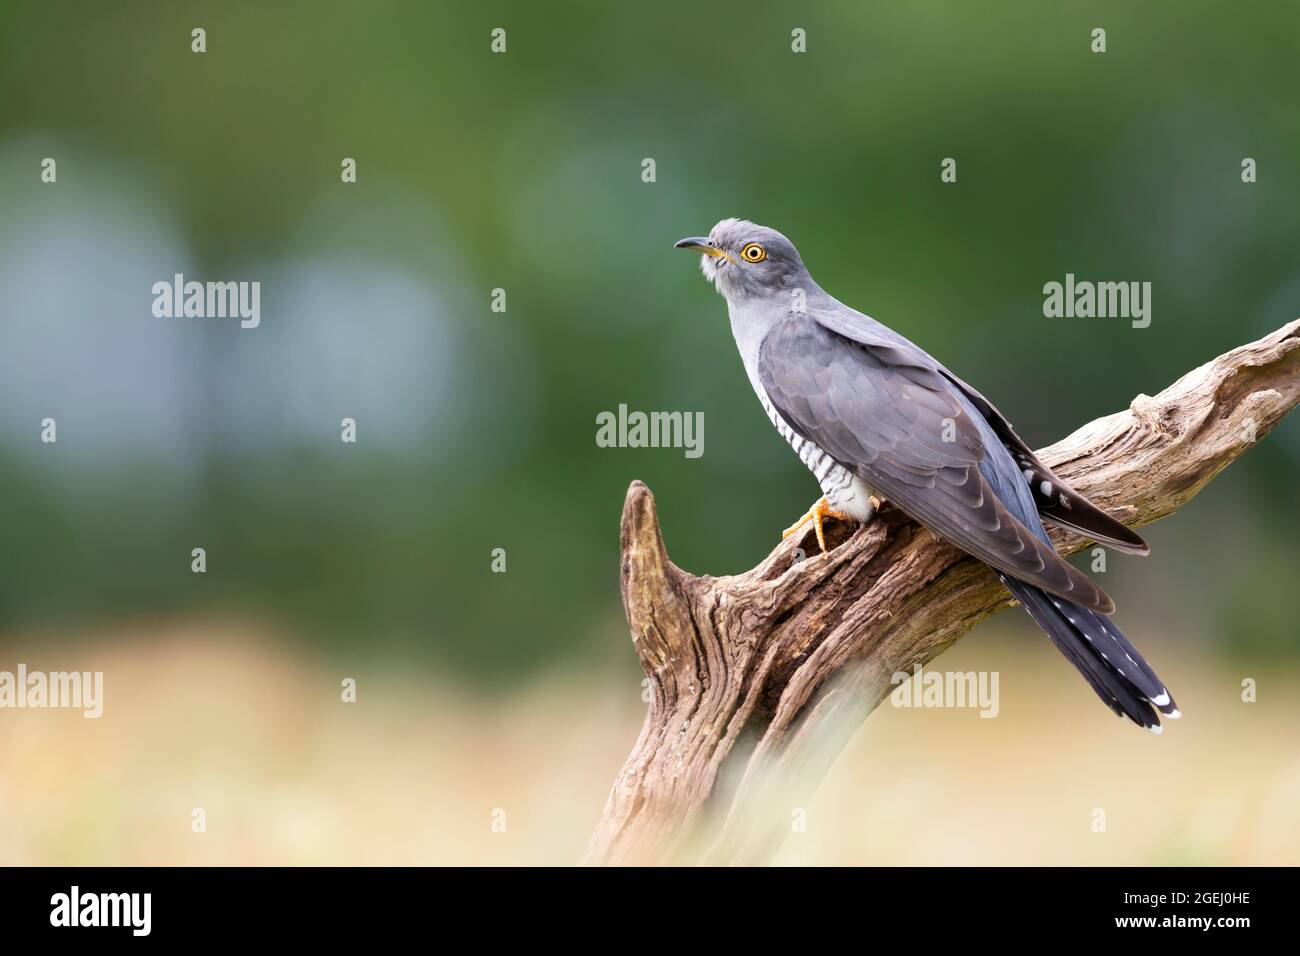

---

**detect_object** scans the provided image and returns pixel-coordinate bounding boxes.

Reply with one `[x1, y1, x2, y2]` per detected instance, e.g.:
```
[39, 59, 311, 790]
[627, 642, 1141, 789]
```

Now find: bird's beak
[675, 236, 736, 263]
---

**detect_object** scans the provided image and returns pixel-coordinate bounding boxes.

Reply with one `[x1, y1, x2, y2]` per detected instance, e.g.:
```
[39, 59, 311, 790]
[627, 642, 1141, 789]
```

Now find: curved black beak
[675, 236, 733, 261]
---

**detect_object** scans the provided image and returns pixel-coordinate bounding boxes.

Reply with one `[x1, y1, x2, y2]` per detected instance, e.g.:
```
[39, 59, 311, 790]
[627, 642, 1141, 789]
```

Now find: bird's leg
[855, 494, 884, 524]
[782, 497, 852, 553]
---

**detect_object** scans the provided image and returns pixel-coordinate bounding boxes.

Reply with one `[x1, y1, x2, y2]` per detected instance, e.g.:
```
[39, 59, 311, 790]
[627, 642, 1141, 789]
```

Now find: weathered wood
[586, 321, 1300, 866]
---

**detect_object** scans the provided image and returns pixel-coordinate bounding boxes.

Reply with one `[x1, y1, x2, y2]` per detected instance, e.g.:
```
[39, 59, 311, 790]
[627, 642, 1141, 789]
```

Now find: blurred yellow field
[3, 620, 1295, 866]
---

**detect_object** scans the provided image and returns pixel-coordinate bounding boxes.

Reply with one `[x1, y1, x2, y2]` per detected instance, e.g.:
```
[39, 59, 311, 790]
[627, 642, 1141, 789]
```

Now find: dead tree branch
[585, 321, 1300, 866]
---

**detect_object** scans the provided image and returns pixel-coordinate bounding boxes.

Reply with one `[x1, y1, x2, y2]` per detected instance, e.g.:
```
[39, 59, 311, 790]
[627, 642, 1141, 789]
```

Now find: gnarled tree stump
[586, 321, 1300, 866]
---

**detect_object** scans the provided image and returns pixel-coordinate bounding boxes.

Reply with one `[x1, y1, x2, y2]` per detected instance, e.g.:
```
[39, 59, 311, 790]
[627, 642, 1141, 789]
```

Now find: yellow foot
[782, 497, 852, 553]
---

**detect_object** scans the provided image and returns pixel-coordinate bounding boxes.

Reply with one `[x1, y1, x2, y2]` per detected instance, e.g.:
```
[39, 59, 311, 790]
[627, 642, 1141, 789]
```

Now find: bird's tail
[997, 573, 1179, 732]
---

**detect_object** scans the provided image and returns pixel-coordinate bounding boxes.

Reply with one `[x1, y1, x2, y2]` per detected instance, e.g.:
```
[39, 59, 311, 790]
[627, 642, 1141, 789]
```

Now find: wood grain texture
[586, 321, 1300, 866]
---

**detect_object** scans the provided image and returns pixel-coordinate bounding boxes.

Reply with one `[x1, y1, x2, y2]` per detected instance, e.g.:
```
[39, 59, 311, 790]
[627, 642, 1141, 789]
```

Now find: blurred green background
[0, 1, 1297, 676]
[1, 1, 1296, 678]
[0, 0, 1297, 866]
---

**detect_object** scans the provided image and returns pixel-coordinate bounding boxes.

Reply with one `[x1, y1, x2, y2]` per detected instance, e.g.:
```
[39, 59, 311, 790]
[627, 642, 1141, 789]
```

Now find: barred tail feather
[998, 573, 1178, 731]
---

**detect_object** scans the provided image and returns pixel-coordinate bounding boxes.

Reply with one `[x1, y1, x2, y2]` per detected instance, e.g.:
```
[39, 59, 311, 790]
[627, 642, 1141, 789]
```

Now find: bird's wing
[934, 369, 1150, 555]
[806, 305, 1148, 554]
[758, 314, 1115, 613]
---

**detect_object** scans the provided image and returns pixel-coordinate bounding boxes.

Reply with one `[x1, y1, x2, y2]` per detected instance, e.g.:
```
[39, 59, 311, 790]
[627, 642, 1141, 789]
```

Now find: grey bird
[675, 218, 1179, 732]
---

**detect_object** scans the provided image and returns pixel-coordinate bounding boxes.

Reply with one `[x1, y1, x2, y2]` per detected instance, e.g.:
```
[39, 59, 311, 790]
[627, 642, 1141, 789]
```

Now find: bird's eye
[740, 242, 767, 263]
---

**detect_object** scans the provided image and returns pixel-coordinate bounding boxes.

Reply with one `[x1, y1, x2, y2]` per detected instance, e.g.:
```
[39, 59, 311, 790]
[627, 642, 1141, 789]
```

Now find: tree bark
[585, 321, 1300, 866]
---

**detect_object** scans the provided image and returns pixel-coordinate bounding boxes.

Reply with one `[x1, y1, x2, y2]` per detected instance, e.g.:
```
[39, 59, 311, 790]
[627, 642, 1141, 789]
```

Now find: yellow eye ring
[740, 242, 767, 263]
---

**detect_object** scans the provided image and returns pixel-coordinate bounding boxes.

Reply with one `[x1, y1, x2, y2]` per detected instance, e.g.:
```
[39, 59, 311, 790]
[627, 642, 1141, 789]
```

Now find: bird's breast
[756, 386, 855, 494]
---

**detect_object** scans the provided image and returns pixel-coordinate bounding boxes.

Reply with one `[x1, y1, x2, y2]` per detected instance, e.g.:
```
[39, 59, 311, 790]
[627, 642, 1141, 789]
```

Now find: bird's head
[675, 219, 811, 302]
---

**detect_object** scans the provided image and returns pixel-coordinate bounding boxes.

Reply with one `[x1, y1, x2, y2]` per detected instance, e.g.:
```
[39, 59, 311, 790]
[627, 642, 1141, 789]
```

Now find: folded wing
[758, 314, 1116, 613]
[935, 368, 1149, 555]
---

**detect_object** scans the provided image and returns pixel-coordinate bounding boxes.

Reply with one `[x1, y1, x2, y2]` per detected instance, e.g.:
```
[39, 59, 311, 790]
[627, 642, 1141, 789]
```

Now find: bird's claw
[782, 497, 852, 553]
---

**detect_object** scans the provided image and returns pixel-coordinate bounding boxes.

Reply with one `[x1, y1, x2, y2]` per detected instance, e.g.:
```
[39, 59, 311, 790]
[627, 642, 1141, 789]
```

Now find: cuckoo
[675, 218, 1178, 732]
